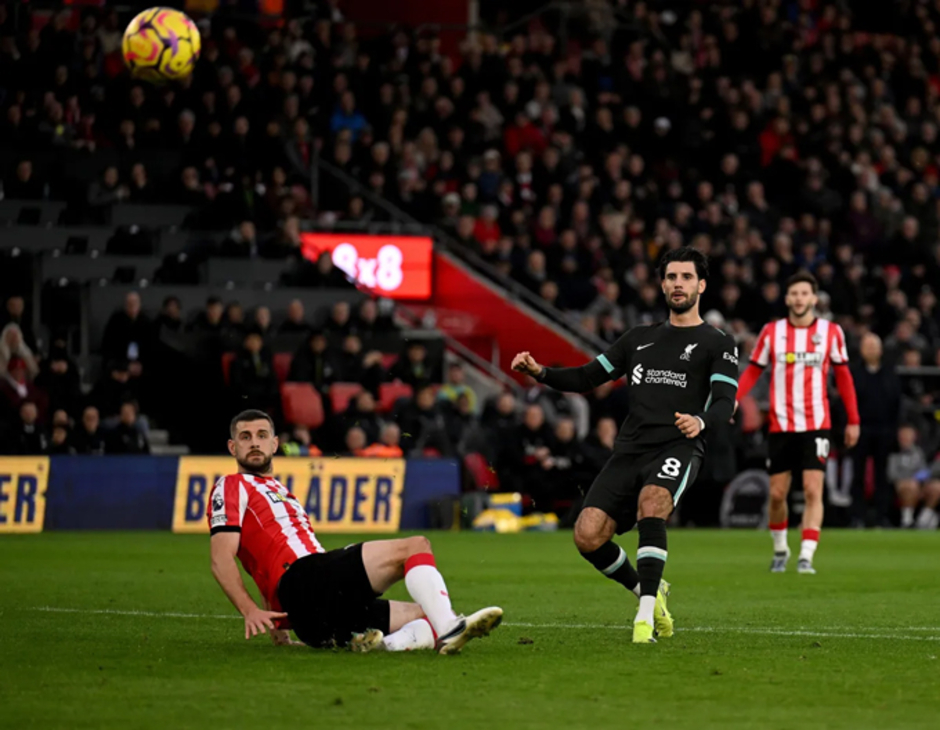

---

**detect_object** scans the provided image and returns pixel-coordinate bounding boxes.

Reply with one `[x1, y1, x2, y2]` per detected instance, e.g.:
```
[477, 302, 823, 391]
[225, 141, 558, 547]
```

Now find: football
[122, 7, 201, 83]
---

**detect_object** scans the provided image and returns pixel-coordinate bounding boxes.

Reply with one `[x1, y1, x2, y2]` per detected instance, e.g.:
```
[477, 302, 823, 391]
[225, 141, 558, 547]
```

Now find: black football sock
[636, 517, 668, 598]
[580, 541, 640, 593]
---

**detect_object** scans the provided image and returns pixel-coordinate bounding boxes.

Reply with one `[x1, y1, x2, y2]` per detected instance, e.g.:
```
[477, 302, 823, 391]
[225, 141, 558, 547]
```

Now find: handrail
[315, 158, 608, 355]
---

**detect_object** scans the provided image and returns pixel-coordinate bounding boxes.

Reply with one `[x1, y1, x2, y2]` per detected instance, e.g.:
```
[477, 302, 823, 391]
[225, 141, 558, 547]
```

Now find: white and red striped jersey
[207, 473, 325, 609]
[750, 318, 849, 433]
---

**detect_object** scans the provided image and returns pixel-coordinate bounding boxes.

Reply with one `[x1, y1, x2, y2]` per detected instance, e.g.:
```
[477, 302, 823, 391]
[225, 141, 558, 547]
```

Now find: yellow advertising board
[172, 456, 405, 534]
[0, 457, 49, 534]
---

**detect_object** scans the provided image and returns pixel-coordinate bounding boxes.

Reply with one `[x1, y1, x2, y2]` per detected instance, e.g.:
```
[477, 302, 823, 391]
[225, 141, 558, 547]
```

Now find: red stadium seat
[380, 353, 399, 369]
[221, 352, 236, 385]
[280, 383, 324, 428]
[379, 381, 413, 412]
[464, 452, 500, 492]
[329, 382, 363, 414]
[273, 352, 293, 384]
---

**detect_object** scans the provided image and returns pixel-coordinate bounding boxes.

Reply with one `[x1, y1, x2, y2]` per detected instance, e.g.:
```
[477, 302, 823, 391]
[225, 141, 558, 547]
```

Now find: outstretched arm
[511, 350, 614, 393]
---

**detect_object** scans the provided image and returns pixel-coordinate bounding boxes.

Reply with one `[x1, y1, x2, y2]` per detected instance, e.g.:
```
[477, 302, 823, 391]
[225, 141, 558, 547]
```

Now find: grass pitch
[2, 530, 939, 729]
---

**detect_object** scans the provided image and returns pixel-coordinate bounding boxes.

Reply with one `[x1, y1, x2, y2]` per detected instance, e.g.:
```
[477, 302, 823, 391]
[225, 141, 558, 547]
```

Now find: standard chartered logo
[638, 368, 688, 388]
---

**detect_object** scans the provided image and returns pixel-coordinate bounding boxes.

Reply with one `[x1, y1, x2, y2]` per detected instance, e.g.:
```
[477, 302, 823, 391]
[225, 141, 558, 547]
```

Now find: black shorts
[276, 543, 390, 648]
[583, 440, 703, 534]
[767, 430, 830, 475]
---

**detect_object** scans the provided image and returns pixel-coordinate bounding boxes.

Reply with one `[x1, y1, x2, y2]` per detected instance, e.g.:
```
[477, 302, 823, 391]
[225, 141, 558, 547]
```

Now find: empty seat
[379, 381, 413, 412]
[281, 383, 325, 428]
[463, 452, 500, 492]
[329, 382, 363, 414]
[273, 352, 293, 384]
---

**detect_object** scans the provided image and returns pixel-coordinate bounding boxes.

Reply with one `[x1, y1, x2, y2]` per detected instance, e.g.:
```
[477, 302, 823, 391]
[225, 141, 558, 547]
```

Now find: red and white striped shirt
[207, 473, 325, 610]
[749, 318, 849, 433]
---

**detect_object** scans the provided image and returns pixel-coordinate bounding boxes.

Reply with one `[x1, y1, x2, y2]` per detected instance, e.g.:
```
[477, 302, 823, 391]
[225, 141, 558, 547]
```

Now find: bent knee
[573, 527, 605, 553]
[407, 535, 432, 556]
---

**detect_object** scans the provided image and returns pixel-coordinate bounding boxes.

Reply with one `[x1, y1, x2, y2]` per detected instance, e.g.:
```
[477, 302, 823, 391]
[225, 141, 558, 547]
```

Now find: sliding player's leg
[360, 536, 502, 654]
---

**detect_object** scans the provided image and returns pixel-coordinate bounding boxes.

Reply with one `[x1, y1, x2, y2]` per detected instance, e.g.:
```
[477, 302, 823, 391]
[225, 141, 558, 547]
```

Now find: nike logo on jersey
[637, 343, 654, 350]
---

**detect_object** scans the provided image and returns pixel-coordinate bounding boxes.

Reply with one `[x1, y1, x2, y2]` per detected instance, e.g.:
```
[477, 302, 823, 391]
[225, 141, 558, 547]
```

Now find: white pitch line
[29, 607, 940, 641]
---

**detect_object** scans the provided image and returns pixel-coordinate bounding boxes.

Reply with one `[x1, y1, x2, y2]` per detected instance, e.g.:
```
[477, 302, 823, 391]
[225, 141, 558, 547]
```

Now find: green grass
[2, 530, 939, 729]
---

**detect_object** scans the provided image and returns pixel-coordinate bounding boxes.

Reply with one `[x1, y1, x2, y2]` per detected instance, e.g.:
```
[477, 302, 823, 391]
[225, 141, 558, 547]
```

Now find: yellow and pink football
[122, 7, 201, 83]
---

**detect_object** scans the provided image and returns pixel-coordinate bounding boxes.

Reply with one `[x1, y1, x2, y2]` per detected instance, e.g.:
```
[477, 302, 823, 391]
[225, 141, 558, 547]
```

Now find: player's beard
[238, 450, 274, 475]
[667, 289, 699, 314]
[789, 304, 813, 319]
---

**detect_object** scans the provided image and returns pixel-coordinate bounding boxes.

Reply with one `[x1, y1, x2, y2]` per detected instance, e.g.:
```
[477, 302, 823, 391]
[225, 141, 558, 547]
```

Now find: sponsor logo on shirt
[724, 347, 739, 366]
[777, 352, 824, 366]
[632, 363, 644, 385]
[643, 368, 688, 388]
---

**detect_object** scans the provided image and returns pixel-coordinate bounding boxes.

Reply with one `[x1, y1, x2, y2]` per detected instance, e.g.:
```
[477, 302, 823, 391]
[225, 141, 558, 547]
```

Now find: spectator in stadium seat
[850, 333, 902, 528]
[394, 383, 447, 454]
[288, 330, 337, 392]
[229, 328, 280, 418]
[154, 296, 183, 336]
[221, 301, 247, 350]
[0, 323, 39, 380]
[127, 163, 157, 203]
[176, 166, 210, 207]
[437, 363, 478, 413]
[71, 405, 105, 455]
[101, 292, 149, 369]
[253, 306, 273, 340]
[90, 358, 138, 420]
[888, 424, 934, 529]
[358, 423, 404, 458]
[502, 404, 554, 496]
[441, 392, 477, 453]
[11, 401, 47, 455]
[330, 91, 368, 141]
[344, 426, 368, 456]
[4, 160, 46, 200]
[188, 296, 225, 339]
[47, 423, 76, 455]
[582, 417, 617, 472]
[279, 424, 323, 457]
[334, 334, 384, 395]
[542, 416, 592, 509]
[390, 341, 439, 387]
[278, 299, 311, 335]
[354, 298, 395, 338]
[221, 220, 262, 258]
[323, 301, 353, 337]
[342, 390, 381, 444]
[1, 296, 37, 352]
[34, 346, 81, 418]
[105, 400, 150, 455]
[86, 166, 128, 224]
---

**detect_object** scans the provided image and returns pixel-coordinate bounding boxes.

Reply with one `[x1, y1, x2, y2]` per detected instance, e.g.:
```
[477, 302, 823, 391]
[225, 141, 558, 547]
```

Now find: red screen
[300, 233, 433, 300]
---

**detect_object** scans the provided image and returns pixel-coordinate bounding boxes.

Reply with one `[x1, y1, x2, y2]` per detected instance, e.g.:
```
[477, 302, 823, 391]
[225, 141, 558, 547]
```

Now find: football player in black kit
[511, 247, 739, 643]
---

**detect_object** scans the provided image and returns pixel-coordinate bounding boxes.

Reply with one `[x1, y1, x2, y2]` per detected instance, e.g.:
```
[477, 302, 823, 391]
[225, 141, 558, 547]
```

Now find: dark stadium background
[2, 0, 939, 531]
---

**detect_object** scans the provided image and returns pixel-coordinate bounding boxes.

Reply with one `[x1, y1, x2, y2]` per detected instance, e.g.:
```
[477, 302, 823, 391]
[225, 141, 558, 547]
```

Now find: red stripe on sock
[404, 552, 436, 574]
[423, 617, 437, 641]
[769, 522, 788, 531]
[802, 528, 820, 542]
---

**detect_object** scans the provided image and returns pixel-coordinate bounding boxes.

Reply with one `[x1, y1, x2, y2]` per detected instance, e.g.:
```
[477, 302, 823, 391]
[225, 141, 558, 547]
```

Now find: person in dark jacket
[72, 405, 106, 455]
[849, 333, 902, 527]
[287, 330, 337, 393]
[229, 328, 280, 419]
[105, 400, 150, 454]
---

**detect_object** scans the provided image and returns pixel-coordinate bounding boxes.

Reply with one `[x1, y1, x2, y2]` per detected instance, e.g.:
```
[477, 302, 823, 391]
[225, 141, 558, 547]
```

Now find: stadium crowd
[4, 0, 940, 525]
